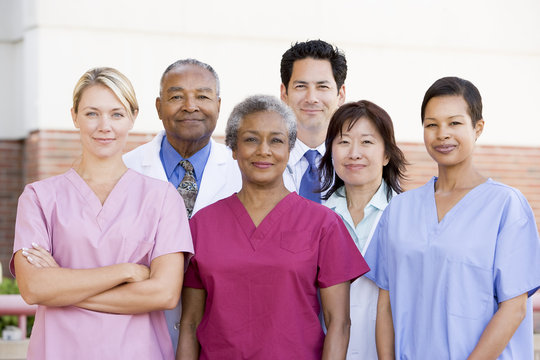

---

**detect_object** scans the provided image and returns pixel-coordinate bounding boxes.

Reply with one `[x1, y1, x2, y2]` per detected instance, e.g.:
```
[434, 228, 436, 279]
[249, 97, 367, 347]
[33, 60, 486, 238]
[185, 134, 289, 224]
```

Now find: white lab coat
[122, 130, 242, 351]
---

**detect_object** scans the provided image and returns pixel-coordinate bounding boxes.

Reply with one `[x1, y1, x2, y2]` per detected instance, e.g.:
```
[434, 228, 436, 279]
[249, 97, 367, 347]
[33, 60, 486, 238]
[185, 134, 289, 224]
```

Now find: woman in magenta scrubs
[12, 67, 193, 360]
[178, 95, 369, 360]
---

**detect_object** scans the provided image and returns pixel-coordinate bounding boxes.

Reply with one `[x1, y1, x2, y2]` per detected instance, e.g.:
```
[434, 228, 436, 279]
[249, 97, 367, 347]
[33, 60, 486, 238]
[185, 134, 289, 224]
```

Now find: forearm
[14, 251, 138, 306]
[376, 289, 395, 360]
[76, 253, 184, 314]
[322, 319, 350, 360]
[468, 293, 527, 360]
[177, 322, 200, 360]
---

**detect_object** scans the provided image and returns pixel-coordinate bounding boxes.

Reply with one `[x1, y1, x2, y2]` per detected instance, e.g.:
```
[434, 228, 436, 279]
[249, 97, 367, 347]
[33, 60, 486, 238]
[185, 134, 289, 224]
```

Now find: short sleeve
[183, 216, 204, 289]
[10, 185, 52, 276]
[317, 212, 370, 288]
[364, 209, 389, 290]
[493, 192, 540, 302]
[150, 183, 194, 262]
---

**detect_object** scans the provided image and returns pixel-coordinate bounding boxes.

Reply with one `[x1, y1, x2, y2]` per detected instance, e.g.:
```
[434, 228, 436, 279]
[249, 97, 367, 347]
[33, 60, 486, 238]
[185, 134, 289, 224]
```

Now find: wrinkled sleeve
[10, 185, 52, 276]
[364, 209, 389, 290]
[317, 212, 370, 288]
[493, 192, 540, 302]
[183, 215, 204, 289]
[151, 183, 194, 262]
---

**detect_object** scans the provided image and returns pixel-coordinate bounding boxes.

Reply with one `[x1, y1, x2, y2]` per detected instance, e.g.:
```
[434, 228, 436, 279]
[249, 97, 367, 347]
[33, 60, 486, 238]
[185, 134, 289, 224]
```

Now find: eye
[424, 123, 436, 128]
[197, 95, 210, 100]
[337, 139, 349, 145]
[362, 140, 374, 145]
[85, 112, 98, 117]
[294, 84, 306, 89]
[112, 112, 125, 118]
[170, 95, 182, 101]
[271, 137, 284, 144]
[318, 85, 330, 89]
[243, 137, 257, 143]
[450, 121, 462, 126]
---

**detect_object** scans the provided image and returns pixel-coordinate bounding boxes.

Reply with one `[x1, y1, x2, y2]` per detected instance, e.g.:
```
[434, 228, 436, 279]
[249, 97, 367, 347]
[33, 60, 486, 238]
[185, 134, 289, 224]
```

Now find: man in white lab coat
[123, 58, 241, 351]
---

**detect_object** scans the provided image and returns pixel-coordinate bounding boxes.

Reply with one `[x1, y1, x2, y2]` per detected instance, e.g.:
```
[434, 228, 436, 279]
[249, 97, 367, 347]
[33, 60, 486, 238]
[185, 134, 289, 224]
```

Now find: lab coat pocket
[280, 230, 314, 253]
[445, 260, 492, 320]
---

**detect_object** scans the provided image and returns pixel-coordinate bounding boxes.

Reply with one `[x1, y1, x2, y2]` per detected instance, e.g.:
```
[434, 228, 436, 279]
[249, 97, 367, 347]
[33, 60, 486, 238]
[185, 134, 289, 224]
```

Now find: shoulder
[23, 170, 73, 195]
[290, 193, 344, 224]
[190, 194, 236, 221]
[208, 140, 236, 164]
[481, 179, 535, 219]
[123, 132, 164, 163]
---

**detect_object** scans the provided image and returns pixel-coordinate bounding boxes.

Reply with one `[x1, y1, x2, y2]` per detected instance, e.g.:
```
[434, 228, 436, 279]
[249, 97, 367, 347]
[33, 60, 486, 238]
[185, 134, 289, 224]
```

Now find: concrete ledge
[0, 339, 29, 360]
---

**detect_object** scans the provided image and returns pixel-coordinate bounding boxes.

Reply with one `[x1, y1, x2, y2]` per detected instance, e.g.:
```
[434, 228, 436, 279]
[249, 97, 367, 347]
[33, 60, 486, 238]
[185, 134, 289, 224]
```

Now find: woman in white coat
[319, 100, 407, 359]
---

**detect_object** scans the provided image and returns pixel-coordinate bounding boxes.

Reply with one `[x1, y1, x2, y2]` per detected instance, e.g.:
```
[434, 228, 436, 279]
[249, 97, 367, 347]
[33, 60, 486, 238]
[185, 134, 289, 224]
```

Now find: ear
[337, 84, 346, 106]
[217, 97, 221, 113]
[232, 147, 237, 160]
[474, 119, 484, 141]
[155, 97, 162, 119]
[280, 83, 288, 103]
[383, 151, 390, 167]
[71, 108, 79, 129]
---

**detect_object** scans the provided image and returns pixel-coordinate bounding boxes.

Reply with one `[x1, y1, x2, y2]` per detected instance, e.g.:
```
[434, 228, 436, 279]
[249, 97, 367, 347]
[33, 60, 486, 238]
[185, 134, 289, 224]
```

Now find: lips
[94, 137, 115, 144]
[344, 164, 367, 170]
[252, 162, 273, 169]
[434, 144, 457, 154]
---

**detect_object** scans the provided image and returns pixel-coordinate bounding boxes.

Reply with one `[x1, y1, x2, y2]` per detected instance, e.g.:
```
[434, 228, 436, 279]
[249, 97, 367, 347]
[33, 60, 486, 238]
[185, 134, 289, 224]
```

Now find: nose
[304, 86, 319, 104]
[436, 125, 450, 140]
[257, 139, 271, 156]
[182, 96, 199, 112]
[97, 115, 112, 132]
[348, 141, 362, 159]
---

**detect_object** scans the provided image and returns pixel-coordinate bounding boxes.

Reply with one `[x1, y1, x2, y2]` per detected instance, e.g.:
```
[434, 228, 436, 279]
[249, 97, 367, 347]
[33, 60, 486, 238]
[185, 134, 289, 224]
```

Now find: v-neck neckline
[428, 176, 491, 227]
[229, 192, 295, 250]
[65, 168, 132, 224]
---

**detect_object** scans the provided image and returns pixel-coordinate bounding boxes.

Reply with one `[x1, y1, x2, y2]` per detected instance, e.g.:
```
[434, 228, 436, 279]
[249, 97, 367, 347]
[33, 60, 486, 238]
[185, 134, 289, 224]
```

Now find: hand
[21, 243, 59, 268]
[126, 263, 151, 283]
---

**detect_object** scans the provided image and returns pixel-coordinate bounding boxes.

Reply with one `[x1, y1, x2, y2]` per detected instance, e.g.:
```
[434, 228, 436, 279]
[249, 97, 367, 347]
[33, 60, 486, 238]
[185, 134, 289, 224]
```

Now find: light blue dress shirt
[159, 135, 211, 189]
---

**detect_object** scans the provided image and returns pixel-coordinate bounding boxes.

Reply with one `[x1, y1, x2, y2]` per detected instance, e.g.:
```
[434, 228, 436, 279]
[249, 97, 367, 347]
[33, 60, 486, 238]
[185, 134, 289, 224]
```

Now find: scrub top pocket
[445, 259, 493, 320]
[280, 230, 314, 253]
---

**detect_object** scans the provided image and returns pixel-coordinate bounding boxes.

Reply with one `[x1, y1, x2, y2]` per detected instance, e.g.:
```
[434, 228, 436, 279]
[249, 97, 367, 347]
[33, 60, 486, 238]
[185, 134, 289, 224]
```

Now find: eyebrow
[424, 114, 466, 121]
[243, 130, 286, 136]
[167, 86, 214, 93]
[82, 106, 125, 112]
[292, 80, 332, 85]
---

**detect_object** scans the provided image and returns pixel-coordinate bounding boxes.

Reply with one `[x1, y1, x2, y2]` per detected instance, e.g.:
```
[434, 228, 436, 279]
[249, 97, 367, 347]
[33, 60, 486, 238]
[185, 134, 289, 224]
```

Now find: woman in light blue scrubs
[365, 76, 540, 359]
[319, 100, 407, 359]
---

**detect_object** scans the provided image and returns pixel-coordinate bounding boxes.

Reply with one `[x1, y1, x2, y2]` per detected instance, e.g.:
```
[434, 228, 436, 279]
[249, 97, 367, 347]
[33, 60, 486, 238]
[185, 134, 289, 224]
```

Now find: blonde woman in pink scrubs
[11, 67, 194, 360]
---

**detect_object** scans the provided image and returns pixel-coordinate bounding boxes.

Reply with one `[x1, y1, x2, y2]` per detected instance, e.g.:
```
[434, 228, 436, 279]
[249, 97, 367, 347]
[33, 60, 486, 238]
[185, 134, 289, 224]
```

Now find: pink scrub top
[11, 169, 194, 360]
[184, 192, 369, 360]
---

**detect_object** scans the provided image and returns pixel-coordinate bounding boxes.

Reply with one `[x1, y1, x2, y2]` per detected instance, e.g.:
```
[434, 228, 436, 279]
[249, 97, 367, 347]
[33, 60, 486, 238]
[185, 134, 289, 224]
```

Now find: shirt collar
[161, 135, 212, 181]
[289, 138, 326, 166]
[326, 181, 390, 213]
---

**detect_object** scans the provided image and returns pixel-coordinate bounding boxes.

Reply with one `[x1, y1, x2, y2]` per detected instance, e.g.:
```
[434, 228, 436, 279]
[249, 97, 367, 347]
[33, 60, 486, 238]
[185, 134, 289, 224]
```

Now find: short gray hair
[159, 58, 220, 96]
[226, 95, 297, 151]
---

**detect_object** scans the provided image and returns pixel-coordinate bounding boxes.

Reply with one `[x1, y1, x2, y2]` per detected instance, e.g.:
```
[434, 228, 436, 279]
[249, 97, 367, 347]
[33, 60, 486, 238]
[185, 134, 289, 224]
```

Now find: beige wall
[1, 0, 539, 146]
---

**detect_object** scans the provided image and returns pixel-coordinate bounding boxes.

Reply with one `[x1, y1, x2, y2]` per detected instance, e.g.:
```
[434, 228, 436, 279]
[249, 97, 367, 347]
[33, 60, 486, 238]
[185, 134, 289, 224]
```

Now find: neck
[169, 135, 210, 159]
[237, 180, 289, 209]
[344, 180, 381, 210]
[297, 128, 325, 149]
[435, 159, 485, 192]
[76, 153, 127, 182]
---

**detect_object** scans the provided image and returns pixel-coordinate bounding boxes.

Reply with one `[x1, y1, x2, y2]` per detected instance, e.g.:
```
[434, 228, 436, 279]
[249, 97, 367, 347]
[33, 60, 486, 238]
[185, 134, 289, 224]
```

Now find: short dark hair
[280, 40, 347, 92]
[319, 100, 408, 201]
[421, 76, 483, 126]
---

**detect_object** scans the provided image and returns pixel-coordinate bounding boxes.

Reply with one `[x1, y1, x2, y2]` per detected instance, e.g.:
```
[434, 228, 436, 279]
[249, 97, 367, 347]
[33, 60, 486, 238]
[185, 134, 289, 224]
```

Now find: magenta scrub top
[11, 169, 194, 360]
[184, 192, 369, 360]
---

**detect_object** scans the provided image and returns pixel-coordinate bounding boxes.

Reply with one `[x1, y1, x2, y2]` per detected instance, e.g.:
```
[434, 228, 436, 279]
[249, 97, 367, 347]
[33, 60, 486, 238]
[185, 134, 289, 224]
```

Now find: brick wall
[0, 130, 539, 276]
[0, 140, 24, 278]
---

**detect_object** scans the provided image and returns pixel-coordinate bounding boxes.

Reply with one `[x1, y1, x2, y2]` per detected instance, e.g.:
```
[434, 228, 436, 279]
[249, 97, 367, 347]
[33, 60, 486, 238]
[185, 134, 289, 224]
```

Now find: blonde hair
[72, 67, 139, 116]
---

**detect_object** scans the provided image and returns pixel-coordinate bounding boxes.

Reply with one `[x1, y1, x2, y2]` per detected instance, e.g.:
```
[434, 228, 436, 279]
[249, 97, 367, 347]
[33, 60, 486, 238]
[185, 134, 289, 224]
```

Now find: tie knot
[304, 150, 318, 167]
[179, 160, 194, 172]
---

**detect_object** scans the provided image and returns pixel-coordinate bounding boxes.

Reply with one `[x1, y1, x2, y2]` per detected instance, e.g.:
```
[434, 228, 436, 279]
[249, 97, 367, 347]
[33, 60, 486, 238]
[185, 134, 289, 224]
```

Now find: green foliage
[0, 277, 34, 337]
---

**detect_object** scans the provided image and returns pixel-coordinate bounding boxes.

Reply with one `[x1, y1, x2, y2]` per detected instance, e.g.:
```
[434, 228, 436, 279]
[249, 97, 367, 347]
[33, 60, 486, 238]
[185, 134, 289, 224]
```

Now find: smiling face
[423, 95, 484, 168]
[232, 111, 290, 188]
[331, 117, 388, 191]
[156, 64, 221, 154]
[280, 58, 345, 143]
[71, 84, 135, 160]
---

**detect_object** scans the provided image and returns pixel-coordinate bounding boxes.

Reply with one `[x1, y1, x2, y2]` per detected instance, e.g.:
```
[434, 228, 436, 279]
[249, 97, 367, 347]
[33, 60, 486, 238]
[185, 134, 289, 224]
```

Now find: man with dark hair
[123, 58, 241, 351]
[280, 40, 347, 203]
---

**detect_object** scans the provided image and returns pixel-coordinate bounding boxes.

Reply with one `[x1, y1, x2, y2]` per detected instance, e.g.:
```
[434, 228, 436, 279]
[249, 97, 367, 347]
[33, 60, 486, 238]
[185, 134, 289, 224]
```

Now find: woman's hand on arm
[75, 252, 184, 314]
[376, 288, 395, 360]
[176, 287, 206, 360]
[467, 292, 527, 360]
[14, 249, 149, 307]
[320, 281, 351, 360]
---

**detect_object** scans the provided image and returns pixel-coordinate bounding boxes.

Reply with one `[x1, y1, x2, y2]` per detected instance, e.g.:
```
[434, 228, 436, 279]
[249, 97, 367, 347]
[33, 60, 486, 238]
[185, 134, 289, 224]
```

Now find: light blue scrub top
[365, 177, 540, 359]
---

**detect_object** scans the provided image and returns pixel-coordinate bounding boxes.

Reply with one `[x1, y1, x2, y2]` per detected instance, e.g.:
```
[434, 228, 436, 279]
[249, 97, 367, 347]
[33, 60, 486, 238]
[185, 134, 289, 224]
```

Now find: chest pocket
[445, 259, 493, 320]
[280, 230, 314, 253]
